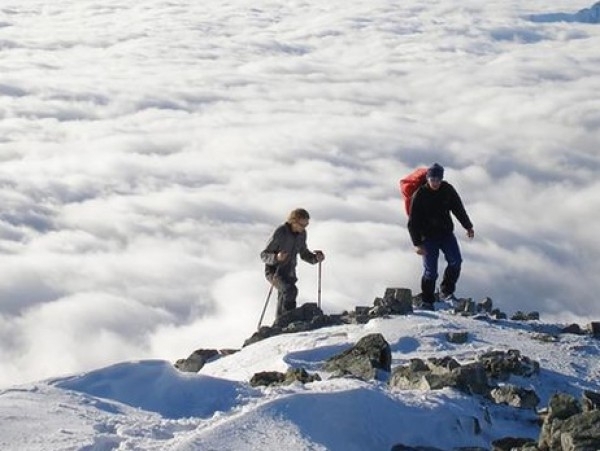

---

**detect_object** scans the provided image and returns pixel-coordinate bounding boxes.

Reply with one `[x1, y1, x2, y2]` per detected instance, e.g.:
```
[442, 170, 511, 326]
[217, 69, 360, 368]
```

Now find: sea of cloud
[0, 0, 599, 386]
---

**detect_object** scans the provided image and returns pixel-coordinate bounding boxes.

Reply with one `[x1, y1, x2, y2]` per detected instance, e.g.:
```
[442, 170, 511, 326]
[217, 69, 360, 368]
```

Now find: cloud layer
[1, 0, 599, 386]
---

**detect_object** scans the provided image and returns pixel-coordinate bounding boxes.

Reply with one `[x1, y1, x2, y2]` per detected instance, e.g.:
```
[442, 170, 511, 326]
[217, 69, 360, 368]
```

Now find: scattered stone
[250, 368, 321, 387]
[355, 306, 370, 316]
[511, 311, 528, 321]
[479, 349, 540, 381]
[174, 348, 220, 373]
[510, 311, 540, 321]
[530, 332, 559, 343]
[250, 371, 285, 387]
[526, 311, 540, 321]
[478, 297, 494, 313]
[372, 288, 413, 316]
[588, 322, 600, 338]
[447, 331, 469, 344]
[243, 303, 345, 347]
[491, 310, 507, 320]
[454, 298, 477, 315]
[273, 302, 324, 329]
[323, 333, 391, 380]
[561, 323, 586, 335]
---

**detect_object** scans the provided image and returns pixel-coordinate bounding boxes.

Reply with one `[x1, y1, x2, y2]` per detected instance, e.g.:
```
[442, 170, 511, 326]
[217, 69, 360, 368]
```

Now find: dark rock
[527, 311, 540, 321]
[243, 303, 346, 347]
[250, 371, 286, 387]
[478, 297, 493, 313]
[453, 362, 490, 395]
[547, 393, 582, 421]
[446, 331, 469, 344]
[284, 368, 322, 385]
[492, 310, 507, 320]
[250, 368, 321, 387]
[511, 311, 529, 321]
[375, 288, 413, 315]
[588, 322, 600, 338]
[561, 323, 586, 335]
[273, 302, 323, 329]
[355, 306, 371, 316]
[323, 333, 391, 380]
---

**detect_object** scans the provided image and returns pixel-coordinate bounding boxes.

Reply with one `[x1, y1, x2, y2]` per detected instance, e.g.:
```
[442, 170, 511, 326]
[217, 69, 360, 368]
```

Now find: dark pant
[267, 273, 298, 317]
[421, 233, 462, 303]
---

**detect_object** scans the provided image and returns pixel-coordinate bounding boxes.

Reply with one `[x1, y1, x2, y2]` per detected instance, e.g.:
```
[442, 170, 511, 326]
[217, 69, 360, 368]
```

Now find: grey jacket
[260, 223, 319, 280]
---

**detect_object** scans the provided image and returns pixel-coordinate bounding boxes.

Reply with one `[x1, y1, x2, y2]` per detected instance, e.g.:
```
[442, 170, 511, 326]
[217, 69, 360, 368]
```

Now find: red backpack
[399, 168, 428, 215]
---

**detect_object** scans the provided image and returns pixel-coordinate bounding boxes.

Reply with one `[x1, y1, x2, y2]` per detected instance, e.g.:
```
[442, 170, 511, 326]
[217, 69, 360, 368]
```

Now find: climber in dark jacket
[407, 163, 474, 310]
[261, 208, 325, 318]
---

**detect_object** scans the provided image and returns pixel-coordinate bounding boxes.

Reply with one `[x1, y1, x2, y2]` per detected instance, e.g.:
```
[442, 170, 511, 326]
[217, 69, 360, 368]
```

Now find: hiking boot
[441, 292, 458, 303]
[420, 301, 435, 311]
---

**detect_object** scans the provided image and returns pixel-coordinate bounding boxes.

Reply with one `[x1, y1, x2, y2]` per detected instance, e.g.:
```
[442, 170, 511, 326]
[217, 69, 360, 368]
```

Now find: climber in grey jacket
[260, 208, 325, 318]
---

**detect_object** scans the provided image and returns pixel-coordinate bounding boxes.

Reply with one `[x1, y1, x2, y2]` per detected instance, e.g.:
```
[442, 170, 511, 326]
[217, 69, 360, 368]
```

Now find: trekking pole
[257, 281, 275, 330]
[317, 260, 322, 310]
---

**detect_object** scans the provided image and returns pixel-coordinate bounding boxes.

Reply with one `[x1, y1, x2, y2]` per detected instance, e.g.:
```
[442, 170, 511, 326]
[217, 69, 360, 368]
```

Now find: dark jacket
[260, 223, 319, 280]
[407, 181, 473, 246]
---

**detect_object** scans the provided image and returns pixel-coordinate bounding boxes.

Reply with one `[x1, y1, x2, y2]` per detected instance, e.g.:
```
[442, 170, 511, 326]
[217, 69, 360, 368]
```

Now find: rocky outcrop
[536, 393, 600, 451]
[389, 358, 489, 395]
[243, 288, 415, 347]
[322, 333, 391, 380]
[243, 303, 345, 347]
[172, 285, 600, 450]
[174, 348, 237, 373]
[389, 350, 540, 404]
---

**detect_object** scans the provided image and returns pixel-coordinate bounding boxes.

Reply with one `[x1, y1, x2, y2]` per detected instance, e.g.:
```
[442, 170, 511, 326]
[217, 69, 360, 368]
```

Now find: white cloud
[0, 0, 599, 386]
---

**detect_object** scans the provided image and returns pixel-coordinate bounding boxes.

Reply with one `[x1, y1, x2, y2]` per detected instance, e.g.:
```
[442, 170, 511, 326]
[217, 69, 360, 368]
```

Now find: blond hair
[287, 208, 310, 223]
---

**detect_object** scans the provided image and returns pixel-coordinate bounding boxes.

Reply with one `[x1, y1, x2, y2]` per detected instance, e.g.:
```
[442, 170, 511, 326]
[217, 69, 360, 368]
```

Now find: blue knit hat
[426, 163, 444, 179]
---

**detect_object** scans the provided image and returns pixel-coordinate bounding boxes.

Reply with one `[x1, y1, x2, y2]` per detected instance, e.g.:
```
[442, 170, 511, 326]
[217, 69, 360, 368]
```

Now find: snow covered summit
[1, 305, 599, 450]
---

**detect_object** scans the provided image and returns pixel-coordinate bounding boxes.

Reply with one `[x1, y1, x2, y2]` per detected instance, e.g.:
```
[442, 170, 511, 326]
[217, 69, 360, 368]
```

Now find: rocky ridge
[174, 288, 600, 450]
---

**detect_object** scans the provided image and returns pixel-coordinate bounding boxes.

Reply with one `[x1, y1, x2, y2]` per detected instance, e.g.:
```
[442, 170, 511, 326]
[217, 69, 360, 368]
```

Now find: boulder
[489, 385, 540, 409]
[479, 349, 539, 381]
[323, 333, 391, 380]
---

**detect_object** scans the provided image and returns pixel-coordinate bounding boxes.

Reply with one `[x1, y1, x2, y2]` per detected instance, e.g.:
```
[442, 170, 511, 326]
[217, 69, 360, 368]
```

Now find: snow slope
[1, 310, 599, 450]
